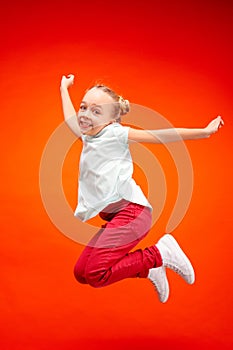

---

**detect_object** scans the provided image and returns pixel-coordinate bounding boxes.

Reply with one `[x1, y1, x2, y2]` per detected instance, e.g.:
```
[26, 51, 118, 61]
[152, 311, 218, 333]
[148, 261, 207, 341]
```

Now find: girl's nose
[79, 111, 91, 119]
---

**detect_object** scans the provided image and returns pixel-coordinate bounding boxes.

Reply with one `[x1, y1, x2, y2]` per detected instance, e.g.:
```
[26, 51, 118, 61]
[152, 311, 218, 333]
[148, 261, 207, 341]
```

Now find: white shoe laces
[164, 260, 188, 278]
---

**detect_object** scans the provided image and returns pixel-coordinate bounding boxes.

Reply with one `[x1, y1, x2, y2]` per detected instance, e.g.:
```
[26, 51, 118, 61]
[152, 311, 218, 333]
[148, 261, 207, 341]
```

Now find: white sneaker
[156, 234, 195, 284]
[148, 266, 169, 303]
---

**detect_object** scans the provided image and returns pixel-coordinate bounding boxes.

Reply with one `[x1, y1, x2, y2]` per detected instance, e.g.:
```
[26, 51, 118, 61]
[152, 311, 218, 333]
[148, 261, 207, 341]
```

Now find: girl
[60, 74, 224, 303]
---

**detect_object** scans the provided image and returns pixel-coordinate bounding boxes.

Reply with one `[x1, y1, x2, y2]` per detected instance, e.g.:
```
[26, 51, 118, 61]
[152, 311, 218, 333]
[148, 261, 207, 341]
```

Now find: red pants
[74, 200, 162, 288]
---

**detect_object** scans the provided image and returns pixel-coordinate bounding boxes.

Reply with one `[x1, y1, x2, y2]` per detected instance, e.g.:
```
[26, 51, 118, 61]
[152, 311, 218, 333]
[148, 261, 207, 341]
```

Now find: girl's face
[77, 88, 116, 136]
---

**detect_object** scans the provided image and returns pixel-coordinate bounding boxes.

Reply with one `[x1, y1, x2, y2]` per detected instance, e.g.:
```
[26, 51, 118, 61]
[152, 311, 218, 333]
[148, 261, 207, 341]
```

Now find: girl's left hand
[60, 74, 75, 90]
[205, 116, 224, 137]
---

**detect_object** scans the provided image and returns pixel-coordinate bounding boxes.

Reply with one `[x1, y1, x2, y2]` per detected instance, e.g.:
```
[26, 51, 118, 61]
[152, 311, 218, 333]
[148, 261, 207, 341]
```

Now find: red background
[1, 1, 233, 349]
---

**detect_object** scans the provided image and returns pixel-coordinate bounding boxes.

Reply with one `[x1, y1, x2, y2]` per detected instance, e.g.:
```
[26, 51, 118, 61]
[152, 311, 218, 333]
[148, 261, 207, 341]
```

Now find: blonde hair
[87, 84, 130, 122]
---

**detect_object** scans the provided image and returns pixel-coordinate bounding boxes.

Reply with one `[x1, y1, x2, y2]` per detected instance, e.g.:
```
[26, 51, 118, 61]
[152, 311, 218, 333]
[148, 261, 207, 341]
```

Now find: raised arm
[128, 116, 224, 143]
[60, 74, 81, 137]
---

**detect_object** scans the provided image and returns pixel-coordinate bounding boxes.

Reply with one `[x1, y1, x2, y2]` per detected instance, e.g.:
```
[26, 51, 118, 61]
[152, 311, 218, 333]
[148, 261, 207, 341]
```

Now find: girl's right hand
[60, 74, 75, 89]
[204, 115, 224, 137]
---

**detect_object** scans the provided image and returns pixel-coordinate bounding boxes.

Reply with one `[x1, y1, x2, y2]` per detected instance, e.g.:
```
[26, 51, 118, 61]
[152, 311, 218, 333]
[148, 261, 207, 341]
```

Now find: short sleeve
[112, 124, 130, 144]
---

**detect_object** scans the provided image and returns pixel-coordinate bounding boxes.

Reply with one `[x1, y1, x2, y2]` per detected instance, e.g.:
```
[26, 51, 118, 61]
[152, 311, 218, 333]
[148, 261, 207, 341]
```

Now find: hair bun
[119, 96, 130, 116]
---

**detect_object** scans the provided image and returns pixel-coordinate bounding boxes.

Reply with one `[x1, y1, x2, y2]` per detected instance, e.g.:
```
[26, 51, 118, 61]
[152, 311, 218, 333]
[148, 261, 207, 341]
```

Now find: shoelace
[148, 276, 168, 302]
[149, 278, 160, 290]
[164, 261, 191, 281]
[148, 273, 166, 294]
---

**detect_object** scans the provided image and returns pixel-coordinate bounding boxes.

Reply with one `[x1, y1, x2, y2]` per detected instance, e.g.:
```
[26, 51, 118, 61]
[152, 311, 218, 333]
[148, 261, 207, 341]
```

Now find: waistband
[99, 199, 147, 222]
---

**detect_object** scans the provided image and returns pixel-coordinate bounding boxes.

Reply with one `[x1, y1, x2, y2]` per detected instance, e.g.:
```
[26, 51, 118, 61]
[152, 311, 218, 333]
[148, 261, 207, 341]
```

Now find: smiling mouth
[79, 120, 93, 129]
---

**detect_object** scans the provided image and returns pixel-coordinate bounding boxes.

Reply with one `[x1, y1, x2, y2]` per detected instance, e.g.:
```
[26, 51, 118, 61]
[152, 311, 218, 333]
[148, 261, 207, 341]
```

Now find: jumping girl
[60, 74, 224, 303]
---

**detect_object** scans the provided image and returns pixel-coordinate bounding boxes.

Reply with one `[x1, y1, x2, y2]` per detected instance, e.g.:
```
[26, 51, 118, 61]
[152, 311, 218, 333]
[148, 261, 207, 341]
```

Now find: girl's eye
[80, 105, 86, 111]
[92, 109, 101, 115]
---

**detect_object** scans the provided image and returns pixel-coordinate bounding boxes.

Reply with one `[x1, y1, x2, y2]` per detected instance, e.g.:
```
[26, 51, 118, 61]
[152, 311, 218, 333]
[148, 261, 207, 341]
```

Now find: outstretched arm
[128, 116, 224, 143]
[60, 74, 81, 137]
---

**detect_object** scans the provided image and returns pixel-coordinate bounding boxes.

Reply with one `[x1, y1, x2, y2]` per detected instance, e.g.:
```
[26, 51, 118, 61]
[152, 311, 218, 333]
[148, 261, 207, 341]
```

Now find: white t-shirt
[74, 122, 152, 221]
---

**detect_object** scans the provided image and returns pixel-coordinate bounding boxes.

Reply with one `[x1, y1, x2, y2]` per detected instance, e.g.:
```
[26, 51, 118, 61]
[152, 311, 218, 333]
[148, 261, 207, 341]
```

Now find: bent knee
[85, 267, 109, 288]
[73, 259, 109, 288]
[73, 261, 87, 285]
